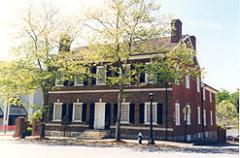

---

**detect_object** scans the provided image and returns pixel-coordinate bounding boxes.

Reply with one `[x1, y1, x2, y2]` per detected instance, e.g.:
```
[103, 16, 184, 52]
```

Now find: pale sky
[0, 0, 239, 92]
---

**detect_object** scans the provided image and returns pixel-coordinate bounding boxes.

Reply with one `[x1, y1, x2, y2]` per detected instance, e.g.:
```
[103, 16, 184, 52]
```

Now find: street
[0, 140, 238, 158]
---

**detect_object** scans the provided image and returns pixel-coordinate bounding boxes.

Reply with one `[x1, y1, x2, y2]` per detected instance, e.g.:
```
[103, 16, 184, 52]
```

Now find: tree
[216, 90, 231, 104]
[146, 41, 201, 140]
[216, 100, 238, 127]
[86, 0, 169, 141]
[10, 2, 85, 138]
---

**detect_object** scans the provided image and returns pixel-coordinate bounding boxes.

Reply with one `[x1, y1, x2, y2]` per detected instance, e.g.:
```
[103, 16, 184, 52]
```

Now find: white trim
[204, 86, 218, 94]
[197, 77, 200, 93]
[46, 123, 89, 127]
[203, 89, 206, 101]
[144, 102, 157, 124]
[197, 106, 201, 125]
[74, 76, 84, 86]
[53, 103, 62, 121]
[209, 92, 212, 103]
[96, 66, 106, 85]
[203, 109, 207, 126]
[72, 103, 83, 122]
[48, 88, 173, 94]
[185, 75, 190, 89]
[110, 125, 174, 131]
[175, 102, 180, 126]
[210, 110, 213, 126]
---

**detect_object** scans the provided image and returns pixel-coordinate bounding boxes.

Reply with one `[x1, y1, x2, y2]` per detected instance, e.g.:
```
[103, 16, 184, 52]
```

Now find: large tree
[146, 41, 201, 140]
[9, 2, 85, 138]
[86, 0, 171, 141]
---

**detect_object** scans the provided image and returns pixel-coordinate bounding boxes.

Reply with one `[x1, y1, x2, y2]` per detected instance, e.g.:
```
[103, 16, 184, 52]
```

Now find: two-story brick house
[45, 19, 218, 142]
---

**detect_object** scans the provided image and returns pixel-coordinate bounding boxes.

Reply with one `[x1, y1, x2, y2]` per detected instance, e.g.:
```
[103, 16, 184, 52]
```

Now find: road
[0, 140, 238, 158]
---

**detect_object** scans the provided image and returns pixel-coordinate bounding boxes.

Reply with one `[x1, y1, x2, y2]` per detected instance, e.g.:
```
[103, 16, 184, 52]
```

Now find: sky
[0, 0, 239, 92]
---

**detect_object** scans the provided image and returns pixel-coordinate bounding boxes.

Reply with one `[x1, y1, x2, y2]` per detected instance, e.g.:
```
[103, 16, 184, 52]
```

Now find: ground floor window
[120, 102, 129, 123]
[175, 102, 180, 125]
[53, 103, 62, 121]
[183, 105, 191, 125]
[144, 102, 157, 123]
[73, 103, 83, 122]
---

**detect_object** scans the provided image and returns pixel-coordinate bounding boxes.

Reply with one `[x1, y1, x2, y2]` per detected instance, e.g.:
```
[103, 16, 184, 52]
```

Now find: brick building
[45, 19, 218, 142]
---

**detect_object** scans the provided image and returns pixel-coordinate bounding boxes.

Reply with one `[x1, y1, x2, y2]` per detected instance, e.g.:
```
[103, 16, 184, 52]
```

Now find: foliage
[216, 100, 238, 127]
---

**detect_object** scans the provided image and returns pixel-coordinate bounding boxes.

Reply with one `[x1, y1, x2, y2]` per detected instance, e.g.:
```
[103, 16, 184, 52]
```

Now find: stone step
[78, 130, 109, 140]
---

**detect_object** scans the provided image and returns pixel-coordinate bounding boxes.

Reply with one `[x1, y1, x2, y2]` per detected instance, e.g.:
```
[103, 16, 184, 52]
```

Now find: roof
[9, 105, 28, 116]
[73, 35, 192, 56]
[203, 83, 219, 94]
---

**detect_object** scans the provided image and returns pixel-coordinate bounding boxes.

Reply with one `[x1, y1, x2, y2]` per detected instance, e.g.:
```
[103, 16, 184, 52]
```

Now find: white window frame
[74, 75, 84, 86]
[96, 66, 106, 85]
[210, 110, 213, 126]
[53, 103, 62, 121]
[185, 75, 190, 89]
[203, 88, 206, 101]
[145, 62, 155, 84]
[120, 102, 130, 124]
[144, 102, 157, 124]
[209, 92, 212, 103]
[120, 64, 131, 85]
[197, 106, 201, 124]
[183, 105, 191, 125]
[175, 102, 180, 126]
[203, 109, 207, 126]
[197, 76, 200, 92]
[72, 103, 83, 122]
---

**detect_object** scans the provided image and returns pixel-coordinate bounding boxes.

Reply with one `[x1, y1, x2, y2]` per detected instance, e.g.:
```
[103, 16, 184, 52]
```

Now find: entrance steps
[78, 129, 110, 140]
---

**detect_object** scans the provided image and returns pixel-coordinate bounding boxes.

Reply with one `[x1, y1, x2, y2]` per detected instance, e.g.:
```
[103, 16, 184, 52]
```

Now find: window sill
[72, 120, 82, 123]
[120, 122, 130, 124]
[52, 120, 61, 122]
[144, 122, 157, 125]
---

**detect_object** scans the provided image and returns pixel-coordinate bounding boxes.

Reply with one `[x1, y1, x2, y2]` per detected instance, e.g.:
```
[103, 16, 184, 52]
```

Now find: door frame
[94, 102, 106, 129]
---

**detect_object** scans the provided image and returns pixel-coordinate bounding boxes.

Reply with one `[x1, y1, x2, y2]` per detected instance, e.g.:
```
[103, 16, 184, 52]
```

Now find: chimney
[171, 19, 182, 43]
[59, 33, 71, 52]
[189, 35, 196, 50]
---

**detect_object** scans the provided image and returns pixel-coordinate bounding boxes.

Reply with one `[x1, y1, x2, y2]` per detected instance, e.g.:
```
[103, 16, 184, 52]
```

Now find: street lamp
[148, 92, 155, 144]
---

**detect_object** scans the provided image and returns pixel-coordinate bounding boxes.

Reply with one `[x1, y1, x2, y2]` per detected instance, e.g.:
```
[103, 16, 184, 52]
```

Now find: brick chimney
[59, 33, 71, 52]
[171, 19, 182, 43]
[189, 35, 196, 50]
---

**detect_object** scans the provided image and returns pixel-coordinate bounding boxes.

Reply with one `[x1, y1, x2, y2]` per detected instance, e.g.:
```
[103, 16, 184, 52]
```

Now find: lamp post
[148, 92, 155, 144]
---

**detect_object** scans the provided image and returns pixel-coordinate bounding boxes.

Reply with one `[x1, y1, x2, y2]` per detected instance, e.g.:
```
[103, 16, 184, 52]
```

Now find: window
[187, 135, 191, 141]
[197, 106, 201, 124]
[175, 102, 180, 125]
[198, 133, 201, 139]
[185, 75, 190, 89]
[203, 109, 207, 126]
[210, 110, 213, 126]
[73, 103, 83, 122]
[203, 89, 206, 101]
[53, 103, 62, 121]
[120, 64, 131, 84]
[196, 77, 200, 92]
[175, 65, 180, 85]
[209, 92, 212, 103]
[74, 74, 84, 86]
[55, 73, 64, 86]
[145, 73, 156, 84]
[183, 105, 191, 125]
[120, 102, 130, 123]
[205, 131, 208, 138]
[144, 102, 157, 123]
[97, 66, 106, 85]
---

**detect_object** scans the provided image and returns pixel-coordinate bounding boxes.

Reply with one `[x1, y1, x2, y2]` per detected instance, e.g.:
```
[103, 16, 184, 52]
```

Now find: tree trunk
[40, 89, 48, 139]
[165, 81, 168, 140]
[115, 82, 123, 141]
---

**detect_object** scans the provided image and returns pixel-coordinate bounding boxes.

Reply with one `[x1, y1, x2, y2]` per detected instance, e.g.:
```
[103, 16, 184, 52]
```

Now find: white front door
[94, 103, 105, 129]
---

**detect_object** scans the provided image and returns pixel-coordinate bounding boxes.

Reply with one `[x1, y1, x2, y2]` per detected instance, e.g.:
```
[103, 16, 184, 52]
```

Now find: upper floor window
[196, 76, 200, 92]
[120, 64, 131, 84]
[74, 74, 84, 86]
[209, 92, 212, 102]
[55, 73, 64, 86]
[96, 66, 106, 85]
[144, 102, 157, 124]
[120, 102, 130, 123]
[210, 110, 213, 126]
[185, 75, 190, 89]
[203, 88, 206, 101]
[183, 105, 191, 125]
[72, 103, 83, 122]
[53, 103, 62, 121]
